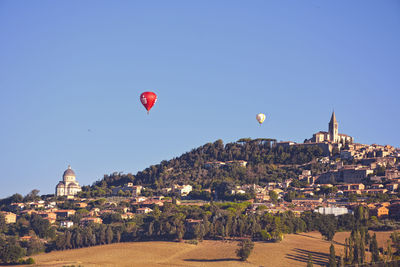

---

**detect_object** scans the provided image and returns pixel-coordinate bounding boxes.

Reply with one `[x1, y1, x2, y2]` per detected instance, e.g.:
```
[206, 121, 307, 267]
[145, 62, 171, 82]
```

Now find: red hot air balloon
[140, 92, 157, 114]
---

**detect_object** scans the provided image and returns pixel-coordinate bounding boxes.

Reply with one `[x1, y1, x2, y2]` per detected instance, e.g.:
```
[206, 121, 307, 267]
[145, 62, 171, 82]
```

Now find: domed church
[56, 165, 82, 197]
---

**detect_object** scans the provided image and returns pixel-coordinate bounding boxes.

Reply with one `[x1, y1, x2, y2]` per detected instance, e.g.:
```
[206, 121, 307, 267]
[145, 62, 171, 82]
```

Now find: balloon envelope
[256, 113, 266, 125]
[140, 92, 157, 113]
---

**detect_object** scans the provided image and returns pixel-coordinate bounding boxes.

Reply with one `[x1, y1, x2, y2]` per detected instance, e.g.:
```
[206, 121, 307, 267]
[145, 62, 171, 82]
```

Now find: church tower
[328, 111, 338, 143]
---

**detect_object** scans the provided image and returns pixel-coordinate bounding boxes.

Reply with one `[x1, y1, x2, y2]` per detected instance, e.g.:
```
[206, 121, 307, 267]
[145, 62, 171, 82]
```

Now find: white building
[173, 184, 193, 196]
[60, 221, 74, 228]
[55, 165, 82, 197]
[315, 206, 350, 216]
[137, 207, 153, 214]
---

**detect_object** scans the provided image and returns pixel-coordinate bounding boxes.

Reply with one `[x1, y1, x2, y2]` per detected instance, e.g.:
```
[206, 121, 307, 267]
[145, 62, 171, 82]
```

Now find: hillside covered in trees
[84, 138, 324, 195]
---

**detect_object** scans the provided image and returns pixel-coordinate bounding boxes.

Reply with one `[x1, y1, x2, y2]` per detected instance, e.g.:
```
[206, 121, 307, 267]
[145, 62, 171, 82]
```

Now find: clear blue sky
[0, 1, 399, 198]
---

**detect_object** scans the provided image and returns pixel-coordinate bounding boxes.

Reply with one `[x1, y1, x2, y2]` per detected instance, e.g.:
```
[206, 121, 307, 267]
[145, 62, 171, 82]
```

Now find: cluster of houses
[250, 195, 400, 220]
[0, 191, 192, 232]
[111, 183, 194, 197]
[1, 164, 399, 241]
[204, 135, 400, 218]
[225, 180, 400, 219]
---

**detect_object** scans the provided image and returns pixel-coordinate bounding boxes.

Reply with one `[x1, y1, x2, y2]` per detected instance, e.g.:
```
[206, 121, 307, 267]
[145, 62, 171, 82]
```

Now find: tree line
[2, 202, 400, 264]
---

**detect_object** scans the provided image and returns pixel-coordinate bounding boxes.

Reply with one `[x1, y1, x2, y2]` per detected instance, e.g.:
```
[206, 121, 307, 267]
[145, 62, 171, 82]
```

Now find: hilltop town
[1, 112, 400, 264]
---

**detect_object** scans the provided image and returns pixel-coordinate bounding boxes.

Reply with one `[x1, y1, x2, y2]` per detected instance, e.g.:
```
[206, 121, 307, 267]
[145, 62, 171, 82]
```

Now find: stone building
[55, 165, 82, 197]
[317, 166, 373, 184]
[306, 112, 353, 144]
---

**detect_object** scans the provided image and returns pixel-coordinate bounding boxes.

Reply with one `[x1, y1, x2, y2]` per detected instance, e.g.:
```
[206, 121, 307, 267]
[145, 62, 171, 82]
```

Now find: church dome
[63, 165, 76, 177]
[56, 181, 65, 187]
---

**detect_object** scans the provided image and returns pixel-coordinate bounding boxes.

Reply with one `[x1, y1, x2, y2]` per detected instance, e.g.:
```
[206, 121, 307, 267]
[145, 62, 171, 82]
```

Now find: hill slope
[86, 139, 324, 193]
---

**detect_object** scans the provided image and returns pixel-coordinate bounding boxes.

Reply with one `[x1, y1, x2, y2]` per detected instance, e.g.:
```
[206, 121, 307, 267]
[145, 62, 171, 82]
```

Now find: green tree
[26, 237, 45, 256]
[319, 216, 336, 241]
[23, 189, 40, 202]
[65, 231, 72, 249]
[337, 256, 344, 267]
[30, 214, 52, 238]
[348, 194, 358, 202]
[101, 212, 122, 224]
[24, 257, 35, 264]
[329, 243, 337, 267]
[176, 223, 185, 241]
[0, 213, 7, 233]
[147, 221, 154, 237]
[236, 239, 254, 261]
[10, 193, 23, 203]
[106, 226, 113, 244]
[260, 230, 272, 241]
[115, 230, 121, 243]
[72, 229, 82, 248]
[390, 231, 400, 256]
[0, 240, 25, 264]
[307, 253, 313, 267]
[384, 240, 393, 262]
[98, 225, 107, 244]
[55, 232, 66, 250]
[269, 190, 278, 204]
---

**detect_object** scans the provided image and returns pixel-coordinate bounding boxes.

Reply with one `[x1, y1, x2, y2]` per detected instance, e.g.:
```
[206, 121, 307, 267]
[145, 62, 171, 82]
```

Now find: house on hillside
[0, 211, 16, 224]
[136, 207, 152, 214]
[338, 184, 365, 191]
[173, 184, 193, 196]
[80, 217, 102, 225]
[370, 206, 389, 219]
[225, 160, 248, 167]
[112, 183, 142, 196]
[37, 212, 57, 224]
[60, 221, 74, 228]
[54, 209, 76, 218]
[204, 161, 226, 169]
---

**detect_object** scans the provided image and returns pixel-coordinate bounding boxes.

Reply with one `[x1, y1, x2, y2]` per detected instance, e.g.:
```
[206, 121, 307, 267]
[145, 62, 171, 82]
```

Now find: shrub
[25, 257, 35, 264]
[236, 239, 254, 261]
[185, 239, 198, 245]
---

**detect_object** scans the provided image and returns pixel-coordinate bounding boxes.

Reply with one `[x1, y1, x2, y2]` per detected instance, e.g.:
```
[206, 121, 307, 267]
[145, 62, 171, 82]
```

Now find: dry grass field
[28, 231, 395, 267]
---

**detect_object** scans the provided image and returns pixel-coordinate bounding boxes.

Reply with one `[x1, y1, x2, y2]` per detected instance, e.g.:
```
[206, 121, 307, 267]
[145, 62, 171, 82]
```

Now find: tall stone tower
[329, 111, 338, 143]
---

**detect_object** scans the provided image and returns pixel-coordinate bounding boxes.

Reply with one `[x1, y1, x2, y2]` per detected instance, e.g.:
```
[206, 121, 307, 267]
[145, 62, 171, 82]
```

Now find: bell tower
[329, 111, 338, 143]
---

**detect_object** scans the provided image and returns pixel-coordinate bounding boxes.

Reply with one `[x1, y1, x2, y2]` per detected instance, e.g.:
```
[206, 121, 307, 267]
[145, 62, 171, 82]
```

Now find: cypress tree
[115, 230, 121, 243]
[348, 235, 354, 264]
[360, 238, 365, 264]
[329, 243, 337, 267]
[65, 231, 72, 249]
[338, 256, 344, 267]
[307, 253, 313, 267]
[385, 240, 393, 262]
[106, 226, 113, 244]
[370, 233, 379, 263]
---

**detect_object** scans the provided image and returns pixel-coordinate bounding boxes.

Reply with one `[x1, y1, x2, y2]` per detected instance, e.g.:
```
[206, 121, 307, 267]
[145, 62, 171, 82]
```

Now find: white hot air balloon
[256, 113, 266, 125]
